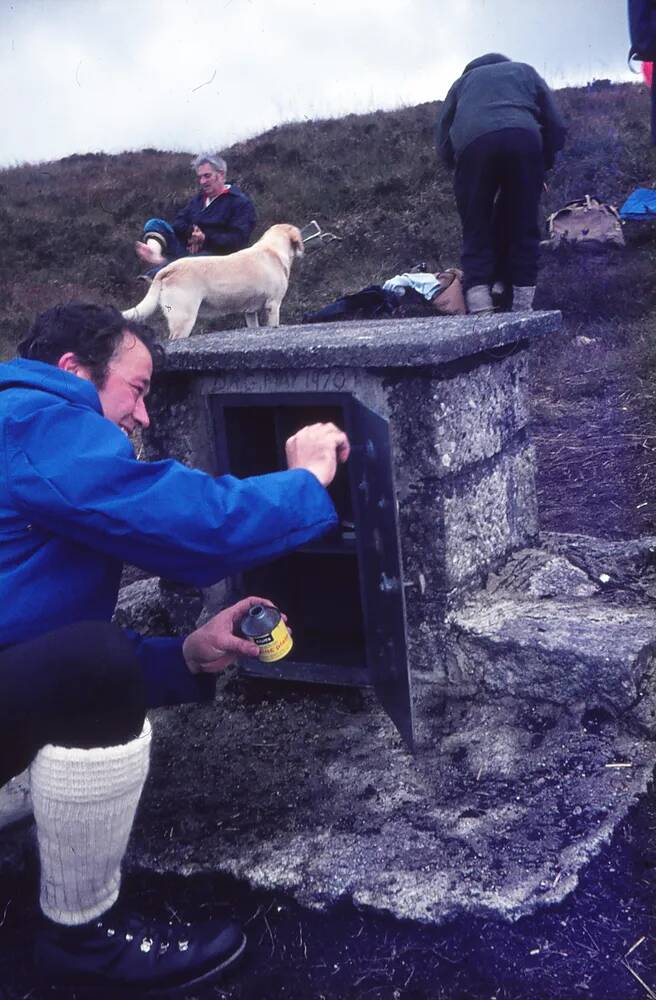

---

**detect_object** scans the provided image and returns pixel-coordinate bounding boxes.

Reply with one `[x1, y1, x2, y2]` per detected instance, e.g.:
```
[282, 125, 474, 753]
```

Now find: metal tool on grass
[299, 220, 341, 251]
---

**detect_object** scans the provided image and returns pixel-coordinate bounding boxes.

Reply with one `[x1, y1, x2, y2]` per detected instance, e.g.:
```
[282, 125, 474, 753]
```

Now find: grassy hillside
[2, 81, 656, 351]
[1, 80, 655, 540]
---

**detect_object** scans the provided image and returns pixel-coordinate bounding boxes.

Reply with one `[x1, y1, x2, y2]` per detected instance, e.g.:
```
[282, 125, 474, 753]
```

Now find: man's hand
[183, 595, 274, 674]
[186, 225, 206, 254]
[285, 422, 350, 487]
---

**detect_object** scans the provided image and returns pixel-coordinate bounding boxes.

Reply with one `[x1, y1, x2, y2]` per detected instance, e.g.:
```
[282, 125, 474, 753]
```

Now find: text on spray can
[239, 604, 293, 663]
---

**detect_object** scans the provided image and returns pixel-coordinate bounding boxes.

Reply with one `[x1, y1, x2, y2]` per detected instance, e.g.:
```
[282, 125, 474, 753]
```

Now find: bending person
[436, 53, 566, 313]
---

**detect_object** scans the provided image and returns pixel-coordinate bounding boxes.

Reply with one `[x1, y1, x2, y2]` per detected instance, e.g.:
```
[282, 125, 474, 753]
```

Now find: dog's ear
[289, 226, 304, 258]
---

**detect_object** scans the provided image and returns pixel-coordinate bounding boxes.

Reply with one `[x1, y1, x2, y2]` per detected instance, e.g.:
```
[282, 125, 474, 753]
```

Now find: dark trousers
[454, 128, 544, 292]
[0, 621, 146, 786]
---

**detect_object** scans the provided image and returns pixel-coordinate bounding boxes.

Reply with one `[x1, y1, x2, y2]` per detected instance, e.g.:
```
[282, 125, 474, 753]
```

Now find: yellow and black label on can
[239, 604, 293, 663]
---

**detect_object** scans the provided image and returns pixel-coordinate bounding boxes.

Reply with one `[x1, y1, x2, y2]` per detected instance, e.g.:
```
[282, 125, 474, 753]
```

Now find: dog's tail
[122, 275, 162, 323]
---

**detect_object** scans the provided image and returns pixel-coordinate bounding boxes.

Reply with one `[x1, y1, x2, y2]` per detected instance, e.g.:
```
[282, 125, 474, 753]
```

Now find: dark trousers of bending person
[453, 128, 544, 312]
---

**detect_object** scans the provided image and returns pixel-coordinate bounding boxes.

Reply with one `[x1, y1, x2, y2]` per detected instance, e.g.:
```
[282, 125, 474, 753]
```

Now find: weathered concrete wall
[444, 531, 656, 713]
[104, 314, 656, 931]
[143, 312, 560, 679]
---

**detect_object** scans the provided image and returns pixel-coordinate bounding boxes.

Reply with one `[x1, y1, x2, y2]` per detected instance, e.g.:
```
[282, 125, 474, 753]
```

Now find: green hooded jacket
[436, 53, 566, 170]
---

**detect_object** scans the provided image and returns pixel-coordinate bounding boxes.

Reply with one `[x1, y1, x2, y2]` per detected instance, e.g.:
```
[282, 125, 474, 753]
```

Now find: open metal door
[348, 400, 415, 751]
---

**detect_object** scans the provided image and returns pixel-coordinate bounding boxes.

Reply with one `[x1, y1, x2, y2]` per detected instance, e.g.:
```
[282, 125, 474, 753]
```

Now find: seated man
[136, 152, 256, 268]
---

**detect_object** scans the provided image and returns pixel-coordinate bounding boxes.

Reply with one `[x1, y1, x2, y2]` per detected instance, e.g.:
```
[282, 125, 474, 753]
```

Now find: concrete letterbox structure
[143, 311, 561, 748]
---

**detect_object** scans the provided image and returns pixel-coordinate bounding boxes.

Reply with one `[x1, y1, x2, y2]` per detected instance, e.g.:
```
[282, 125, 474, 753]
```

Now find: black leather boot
[35, 905, 246, 997]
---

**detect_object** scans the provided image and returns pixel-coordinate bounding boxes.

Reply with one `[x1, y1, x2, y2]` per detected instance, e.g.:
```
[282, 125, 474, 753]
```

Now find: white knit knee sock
[30, 719, 151, 926]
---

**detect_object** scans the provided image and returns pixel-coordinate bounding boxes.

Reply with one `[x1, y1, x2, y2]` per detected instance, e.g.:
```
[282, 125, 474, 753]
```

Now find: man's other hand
[285, 422, 350, 487]
[183, 595, 274, 673]
[187, 225, 206, 254]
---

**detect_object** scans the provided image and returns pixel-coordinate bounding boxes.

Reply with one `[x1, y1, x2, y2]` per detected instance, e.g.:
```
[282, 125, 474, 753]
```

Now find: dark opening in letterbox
[211, 392, 415, 749]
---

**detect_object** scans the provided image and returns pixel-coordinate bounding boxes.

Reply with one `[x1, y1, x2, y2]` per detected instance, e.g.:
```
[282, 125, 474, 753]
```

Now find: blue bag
[619, 187, 656, 219]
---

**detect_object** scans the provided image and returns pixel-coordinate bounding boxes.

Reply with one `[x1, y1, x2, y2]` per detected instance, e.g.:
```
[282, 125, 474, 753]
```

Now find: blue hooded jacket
[0, 358, 337, 703]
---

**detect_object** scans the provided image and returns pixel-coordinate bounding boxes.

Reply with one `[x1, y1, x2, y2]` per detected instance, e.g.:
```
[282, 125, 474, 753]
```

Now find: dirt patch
[1, 792, 655, 1000]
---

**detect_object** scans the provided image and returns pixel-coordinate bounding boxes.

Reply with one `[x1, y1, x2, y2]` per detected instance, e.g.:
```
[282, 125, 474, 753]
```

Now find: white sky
[0, 0, 636, 168]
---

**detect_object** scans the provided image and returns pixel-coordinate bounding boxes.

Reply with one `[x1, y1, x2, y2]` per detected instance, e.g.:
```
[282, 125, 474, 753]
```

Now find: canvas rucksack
[544, 196, 625, 250]
[431, 268, 466, 315]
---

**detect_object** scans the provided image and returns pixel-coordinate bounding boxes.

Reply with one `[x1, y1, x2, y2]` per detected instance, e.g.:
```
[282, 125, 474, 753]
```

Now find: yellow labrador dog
[122, 223, 304, 340]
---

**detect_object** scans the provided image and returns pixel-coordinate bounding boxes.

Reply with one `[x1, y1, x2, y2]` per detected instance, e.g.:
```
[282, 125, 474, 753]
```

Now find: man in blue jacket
[436, 54, 566, 314]
[135, 152, 256, 269]
[0, 302, 348, 995]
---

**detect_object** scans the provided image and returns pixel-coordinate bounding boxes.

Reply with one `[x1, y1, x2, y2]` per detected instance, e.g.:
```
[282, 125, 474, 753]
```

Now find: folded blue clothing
[619, 187, 656, 219]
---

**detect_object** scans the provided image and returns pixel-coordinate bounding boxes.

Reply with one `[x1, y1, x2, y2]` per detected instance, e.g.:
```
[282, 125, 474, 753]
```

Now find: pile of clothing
[302, 268, 465, 323]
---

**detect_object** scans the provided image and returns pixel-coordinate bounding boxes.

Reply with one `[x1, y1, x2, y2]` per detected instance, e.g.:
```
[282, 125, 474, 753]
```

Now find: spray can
[239, 604, 293, 663]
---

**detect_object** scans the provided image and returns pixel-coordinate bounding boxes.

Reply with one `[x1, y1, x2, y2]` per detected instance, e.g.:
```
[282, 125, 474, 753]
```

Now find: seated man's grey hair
[191, 153, 227, 173]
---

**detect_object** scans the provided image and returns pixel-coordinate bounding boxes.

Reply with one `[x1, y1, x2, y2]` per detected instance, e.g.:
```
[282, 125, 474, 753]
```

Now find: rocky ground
[1, 749, 655, 1000]
[0, 320, 655, 1000]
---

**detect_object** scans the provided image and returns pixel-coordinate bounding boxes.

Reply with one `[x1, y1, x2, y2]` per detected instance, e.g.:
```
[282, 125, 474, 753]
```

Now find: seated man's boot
[135, 234, 167, 267]
[465, 284, 494, 314]
[511, 285, 536, 312]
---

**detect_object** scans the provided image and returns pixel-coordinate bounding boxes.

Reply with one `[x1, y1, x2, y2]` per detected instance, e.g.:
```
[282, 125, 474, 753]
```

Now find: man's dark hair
[17, 303, 165, 386]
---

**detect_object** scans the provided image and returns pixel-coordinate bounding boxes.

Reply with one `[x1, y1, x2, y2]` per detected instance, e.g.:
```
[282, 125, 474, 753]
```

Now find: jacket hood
[0, 357, 102, 412]
[462, 53, 511, 75]
[194, 183, 244, 200]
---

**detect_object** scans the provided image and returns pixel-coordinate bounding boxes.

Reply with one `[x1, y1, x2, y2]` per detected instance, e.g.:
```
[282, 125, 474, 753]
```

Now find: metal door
[210, 392, 415, 750]
[348, 400, 414, 751]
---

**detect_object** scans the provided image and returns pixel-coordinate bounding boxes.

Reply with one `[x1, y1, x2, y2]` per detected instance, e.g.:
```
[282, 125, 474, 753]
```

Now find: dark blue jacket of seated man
[136, 152, 256, 270]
